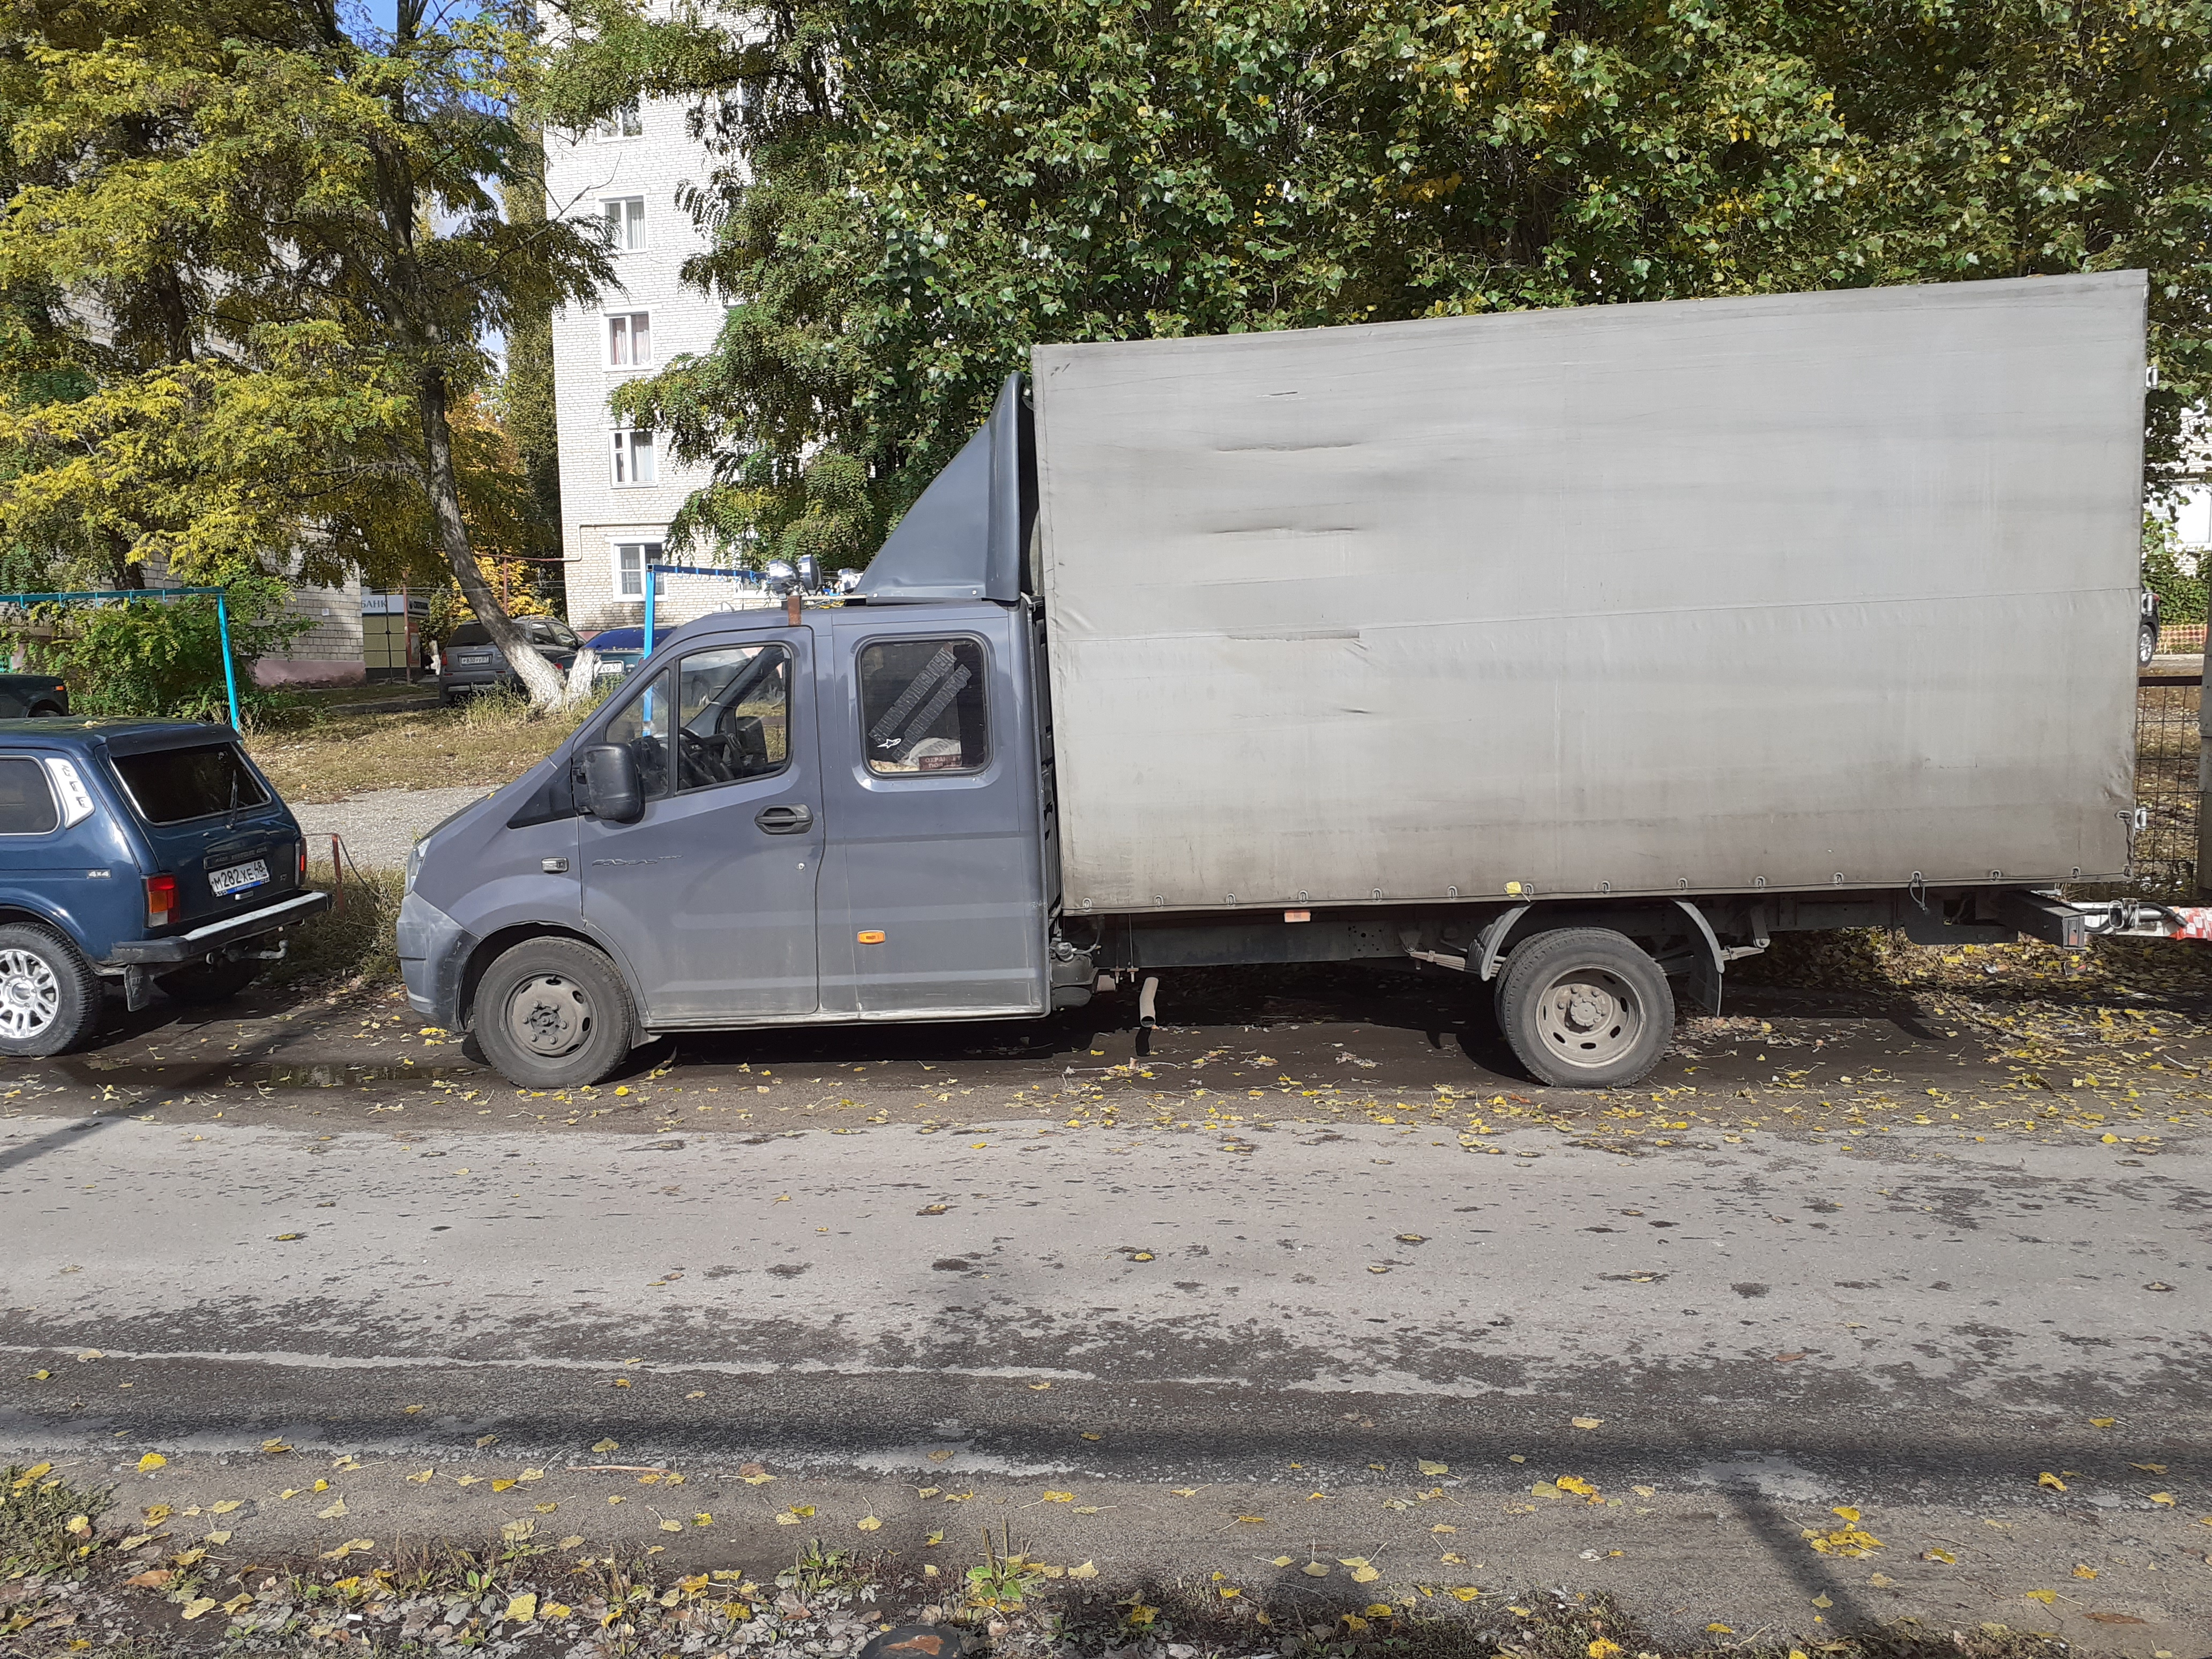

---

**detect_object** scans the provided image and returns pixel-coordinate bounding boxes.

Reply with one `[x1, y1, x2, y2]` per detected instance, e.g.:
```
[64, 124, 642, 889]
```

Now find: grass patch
[31, 1519, 2084, 1659]
[2, 1462, 111, 1641]
[246, 684, 607, 804]
[1, 1462, 108, 1581]
[1007, 1577, 2078, 1659]
[268, 870, 406, 989]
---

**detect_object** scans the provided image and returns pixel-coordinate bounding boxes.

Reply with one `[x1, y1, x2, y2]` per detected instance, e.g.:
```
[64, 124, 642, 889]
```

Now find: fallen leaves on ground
[1804, 1506, 1884, 1557]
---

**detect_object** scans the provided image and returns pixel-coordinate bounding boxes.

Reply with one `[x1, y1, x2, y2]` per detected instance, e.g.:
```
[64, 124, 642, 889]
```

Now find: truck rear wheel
[0, 922, 103, 1057]
[473, 936, 635, 1090]
[1495, 926, 1673, 1089]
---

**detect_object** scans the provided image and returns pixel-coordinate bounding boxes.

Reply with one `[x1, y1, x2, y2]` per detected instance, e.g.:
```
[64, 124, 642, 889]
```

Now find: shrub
[13, 576, 309, 723]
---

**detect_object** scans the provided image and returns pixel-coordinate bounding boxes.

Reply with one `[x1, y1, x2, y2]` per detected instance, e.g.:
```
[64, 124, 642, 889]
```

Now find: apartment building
[545, 97, 752, 635]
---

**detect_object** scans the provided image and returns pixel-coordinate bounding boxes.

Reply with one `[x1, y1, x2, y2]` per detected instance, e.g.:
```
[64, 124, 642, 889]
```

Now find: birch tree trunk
[417, 368, 568, 708]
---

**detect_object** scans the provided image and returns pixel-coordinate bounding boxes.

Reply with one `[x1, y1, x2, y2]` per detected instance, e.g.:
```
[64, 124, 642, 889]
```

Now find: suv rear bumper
[104, 890, 332, 965]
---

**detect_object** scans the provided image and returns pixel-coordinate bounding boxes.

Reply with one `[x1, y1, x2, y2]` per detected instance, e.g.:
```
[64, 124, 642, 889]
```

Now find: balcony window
[611, 429, 657, 487]
[607, 312, 651, 367]
[603, 196, 646, 252]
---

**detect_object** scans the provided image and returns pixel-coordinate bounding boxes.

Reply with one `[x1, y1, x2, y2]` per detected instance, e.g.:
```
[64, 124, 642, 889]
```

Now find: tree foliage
[557, 0, 2212, 555]
[15, 581, 308, 722]
[0, 0, 611, 701]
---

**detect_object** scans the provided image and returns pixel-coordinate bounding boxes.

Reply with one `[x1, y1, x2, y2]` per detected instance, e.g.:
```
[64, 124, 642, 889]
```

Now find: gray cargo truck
[400, 271, 2161, 1091]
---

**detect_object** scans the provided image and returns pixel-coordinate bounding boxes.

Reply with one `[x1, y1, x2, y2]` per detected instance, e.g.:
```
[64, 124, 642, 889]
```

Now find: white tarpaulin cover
[1032, 273, 2146, 913]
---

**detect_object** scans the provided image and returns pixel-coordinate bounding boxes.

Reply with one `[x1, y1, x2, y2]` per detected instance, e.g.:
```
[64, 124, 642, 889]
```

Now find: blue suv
[0, 720, 328, 1055]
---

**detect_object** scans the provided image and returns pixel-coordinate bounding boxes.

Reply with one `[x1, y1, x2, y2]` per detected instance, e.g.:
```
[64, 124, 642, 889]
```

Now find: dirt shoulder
[245, 695, 592, 806]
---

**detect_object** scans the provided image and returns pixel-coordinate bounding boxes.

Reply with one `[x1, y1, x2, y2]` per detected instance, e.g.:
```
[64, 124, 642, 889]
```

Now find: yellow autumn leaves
[1804, 1506, 1884, 1558]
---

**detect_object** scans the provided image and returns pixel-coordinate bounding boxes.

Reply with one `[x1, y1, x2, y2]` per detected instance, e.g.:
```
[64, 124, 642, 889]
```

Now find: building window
[614, 540, 664, 600]
[603, 196, 646, 252]
[611, 429, 657, 487]
[595, 101, 643, 140]
[608, 312, 651, 367]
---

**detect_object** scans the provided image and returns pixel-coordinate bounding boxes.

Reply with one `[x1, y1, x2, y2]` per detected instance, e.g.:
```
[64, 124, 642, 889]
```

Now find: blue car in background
[0, 720, 328, 1055]
[582, 627, 645, 682]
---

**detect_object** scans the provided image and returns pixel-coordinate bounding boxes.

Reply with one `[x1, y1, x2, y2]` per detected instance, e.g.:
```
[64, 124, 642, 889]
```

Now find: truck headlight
[405, 838, 424, 896]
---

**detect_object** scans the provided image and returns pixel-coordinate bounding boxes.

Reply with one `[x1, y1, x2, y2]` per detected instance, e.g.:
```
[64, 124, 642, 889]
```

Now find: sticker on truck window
[858, 639, 989, 774]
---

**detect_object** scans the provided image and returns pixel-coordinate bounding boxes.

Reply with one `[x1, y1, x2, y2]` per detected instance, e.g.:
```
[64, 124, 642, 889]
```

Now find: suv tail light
[296, 839, 308, 885]
[145, 873, 177, 928]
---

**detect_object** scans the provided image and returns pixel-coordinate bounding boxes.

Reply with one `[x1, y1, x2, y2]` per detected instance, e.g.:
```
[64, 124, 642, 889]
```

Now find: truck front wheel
[1495, 927, 1673, 1089]
[473, 936, 636, 1089]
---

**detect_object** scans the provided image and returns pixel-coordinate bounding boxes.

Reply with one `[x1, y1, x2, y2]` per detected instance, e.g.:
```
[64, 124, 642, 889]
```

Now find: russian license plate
[210, 858, 269, 897]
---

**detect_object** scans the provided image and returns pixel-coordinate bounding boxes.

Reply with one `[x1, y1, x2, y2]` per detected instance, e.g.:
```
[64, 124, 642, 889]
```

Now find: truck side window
[859, 639, 989, 775]
[602, 668, 674, 801]
[675, 644, 790, 790]
[0, 758, 56, 834]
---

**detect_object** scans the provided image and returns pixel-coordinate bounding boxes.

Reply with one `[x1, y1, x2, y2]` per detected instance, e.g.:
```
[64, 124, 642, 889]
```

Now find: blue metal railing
[0, 586, 241, 729]
[641, 563, 772, 656]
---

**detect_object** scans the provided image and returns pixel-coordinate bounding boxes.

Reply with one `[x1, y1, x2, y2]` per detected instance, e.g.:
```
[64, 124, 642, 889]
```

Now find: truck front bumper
[397, 890, 475, 1028]
[104, 890, 332, 965]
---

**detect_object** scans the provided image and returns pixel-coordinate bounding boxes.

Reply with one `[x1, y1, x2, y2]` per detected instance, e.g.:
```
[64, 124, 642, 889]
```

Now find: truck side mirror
[581, 743, 644, 823]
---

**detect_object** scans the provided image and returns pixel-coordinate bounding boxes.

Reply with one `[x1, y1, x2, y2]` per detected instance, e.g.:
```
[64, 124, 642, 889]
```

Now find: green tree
[0, 0, 612, 706]
[2144, 509, 2207, 626]
[555, 0, 2212, 556]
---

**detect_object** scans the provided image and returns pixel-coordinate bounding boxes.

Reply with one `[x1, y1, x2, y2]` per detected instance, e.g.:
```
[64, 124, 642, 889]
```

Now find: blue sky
[346, 0, 400, 39]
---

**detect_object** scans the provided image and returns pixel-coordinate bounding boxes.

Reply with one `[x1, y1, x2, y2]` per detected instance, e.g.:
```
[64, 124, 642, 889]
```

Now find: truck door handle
[755, 803, 814, 834]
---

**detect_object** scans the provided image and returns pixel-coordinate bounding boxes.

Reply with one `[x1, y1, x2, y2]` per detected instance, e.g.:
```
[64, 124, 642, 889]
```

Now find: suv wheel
[0, 923, 103, 1056]
[474, 936, 636, 1089]
[2140, 622, 2159, 666]
[1495, 926, 1674, 1089]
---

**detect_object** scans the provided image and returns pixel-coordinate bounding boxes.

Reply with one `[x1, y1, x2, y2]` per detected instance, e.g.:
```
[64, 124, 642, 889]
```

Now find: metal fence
[2135, 672, 2201, 890]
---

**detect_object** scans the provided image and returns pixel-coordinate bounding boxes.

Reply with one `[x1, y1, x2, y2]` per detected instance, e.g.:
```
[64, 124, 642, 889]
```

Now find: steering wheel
[676, 727, 730, 788]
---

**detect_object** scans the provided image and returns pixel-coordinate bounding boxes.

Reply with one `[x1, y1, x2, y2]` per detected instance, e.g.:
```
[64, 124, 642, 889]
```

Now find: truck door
[817, 618, 1049, 1018]
[579, 634, 823, 1022]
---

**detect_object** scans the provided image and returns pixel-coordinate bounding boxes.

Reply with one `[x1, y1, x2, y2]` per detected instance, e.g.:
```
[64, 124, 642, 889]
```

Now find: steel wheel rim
[1533, 965, 1642, 1070]
[505, 972, 593, 1059]
[0, 948, 61, 1040]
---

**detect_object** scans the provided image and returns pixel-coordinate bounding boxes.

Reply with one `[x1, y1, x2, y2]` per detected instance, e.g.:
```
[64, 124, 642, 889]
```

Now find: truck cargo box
[1032, 272, 2146, 914]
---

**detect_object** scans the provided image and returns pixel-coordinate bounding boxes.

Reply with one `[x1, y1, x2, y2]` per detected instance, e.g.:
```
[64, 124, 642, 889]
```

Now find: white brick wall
[252, 573, 365, 686]
[547, 97, 735, 637]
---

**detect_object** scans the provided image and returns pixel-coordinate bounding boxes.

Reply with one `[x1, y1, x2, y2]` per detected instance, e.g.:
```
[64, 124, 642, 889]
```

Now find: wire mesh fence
[2134, 672, 2201, 891]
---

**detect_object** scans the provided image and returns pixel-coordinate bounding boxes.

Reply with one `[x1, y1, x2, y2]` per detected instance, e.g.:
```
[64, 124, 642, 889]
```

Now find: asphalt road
[2, 965, 2210, 1653]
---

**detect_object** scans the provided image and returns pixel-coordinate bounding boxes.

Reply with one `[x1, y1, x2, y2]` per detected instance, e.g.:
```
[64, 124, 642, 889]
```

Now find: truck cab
[399, 599, 1056, 1087]
[0, 720, 327, 1055]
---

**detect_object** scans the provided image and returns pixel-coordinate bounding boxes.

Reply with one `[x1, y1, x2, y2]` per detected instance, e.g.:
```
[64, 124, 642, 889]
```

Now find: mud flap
[1673, 898, 1725, 1017]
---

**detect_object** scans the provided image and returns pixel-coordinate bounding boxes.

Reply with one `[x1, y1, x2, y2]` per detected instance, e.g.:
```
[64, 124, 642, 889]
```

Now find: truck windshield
[112, 744, 270, 825]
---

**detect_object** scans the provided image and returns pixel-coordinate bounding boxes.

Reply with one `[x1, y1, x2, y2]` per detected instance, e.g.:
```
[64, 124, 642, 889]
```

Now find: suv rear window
[112, 744, 270, 825]
[449, 623, 491, 646]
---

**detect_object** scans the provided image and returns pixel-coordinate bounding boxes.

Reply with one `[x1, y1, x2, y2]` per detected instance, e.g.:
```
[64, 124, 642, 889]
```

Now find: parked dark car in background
[0, 718, 327, 1054]
[437, 617, 581, 703]
[582, 627, 645, 682]
[2141, 586, 2162, 665]
[0, 674, 67, 717]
